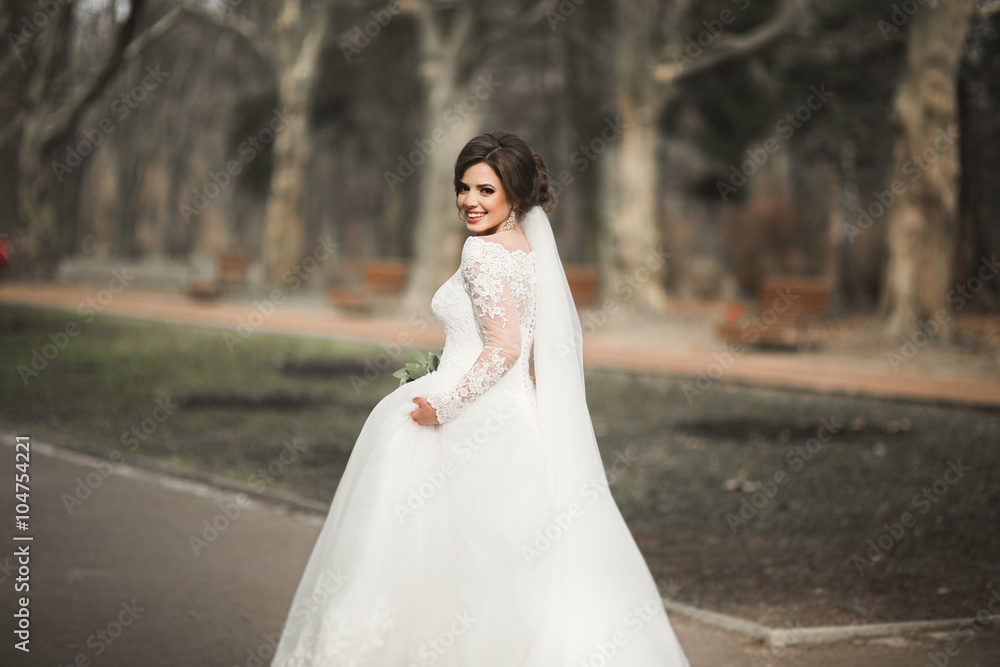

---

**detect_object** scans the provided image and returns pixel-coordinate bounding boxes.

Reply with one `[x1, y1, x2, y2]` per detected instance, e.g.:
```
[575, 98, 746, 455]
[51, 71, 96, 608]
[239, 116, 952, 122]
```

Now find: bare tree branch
[511, 0, 560, 29]
[40, 0, 146, 152]
[441, 1, 476, 68]
[654, 0, 809, 85]
[410, 0, 443, 58]
[483, 0, 560, 52]
[124, 5, 185, 61]
[979, 0, 1000, 18]
[178, 0, 272, 61]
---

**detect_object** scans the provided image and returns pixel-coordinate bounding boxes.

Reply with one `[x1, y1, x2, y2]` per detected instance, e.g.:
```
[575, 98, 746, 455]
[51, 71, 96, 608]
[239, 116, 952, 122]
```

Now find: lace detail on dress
[427, 236, 535, 424]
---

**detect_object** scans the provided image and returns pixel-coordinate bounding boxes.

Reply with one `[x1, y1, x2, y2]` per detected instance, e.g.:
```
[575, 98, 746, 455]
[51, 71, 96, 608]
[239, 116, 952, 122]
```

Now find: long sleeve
[427, 250, 522, 424]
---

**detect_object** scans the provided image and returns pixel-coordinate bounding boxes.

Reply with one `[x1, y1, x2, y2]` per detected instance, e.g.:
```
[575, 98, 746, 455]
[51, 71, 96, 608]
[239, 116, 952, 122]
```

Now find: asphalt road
[1, 435, 998, 667]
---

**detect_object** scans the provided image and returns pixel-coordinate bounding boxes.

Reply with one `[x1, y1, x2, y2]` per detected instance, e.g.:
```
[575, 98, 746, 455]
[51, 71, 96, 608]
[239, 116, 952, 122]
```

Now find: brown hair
[454, 131, 556, 219]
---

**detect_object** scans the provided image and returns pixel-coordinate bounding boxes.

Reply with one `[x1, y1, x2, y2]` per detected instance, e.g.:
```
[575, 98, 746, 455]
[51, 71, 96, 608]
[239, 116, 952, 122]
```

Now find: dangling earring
[499, 209, 516, 232]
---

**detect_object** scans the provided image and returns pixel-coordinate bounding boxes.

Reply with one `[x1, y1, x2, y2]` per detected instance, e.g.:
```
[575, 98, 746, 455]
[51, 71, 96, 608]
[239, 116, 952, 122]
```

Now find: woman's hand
[410, 397, 440, 426]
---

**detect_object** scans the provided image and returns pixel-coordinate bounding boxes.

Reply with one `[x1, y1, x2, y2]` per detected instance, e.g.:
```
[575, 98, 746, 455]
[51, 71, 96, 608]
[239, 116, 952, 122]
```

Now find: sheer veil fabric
[521, 206, 689, 664]
[268, 206, 689, 666]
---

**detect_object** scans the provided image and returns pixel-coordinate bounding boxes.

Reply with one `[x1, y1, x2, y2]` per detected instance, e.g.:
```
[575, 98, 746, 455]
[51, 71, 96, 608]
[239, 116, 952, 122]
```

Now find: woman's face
[457, 162, 512, 235]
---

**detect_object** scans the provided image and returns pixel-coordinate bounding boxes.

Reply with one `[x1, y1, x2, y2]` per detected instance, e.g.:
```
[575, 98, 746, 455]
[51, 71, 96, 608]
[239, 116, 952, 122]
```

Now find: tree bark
[880, 0, 976, 339]
[401, 0, 480, 310]
[261, 0, 332, 282]
[599, 0, 807, 314]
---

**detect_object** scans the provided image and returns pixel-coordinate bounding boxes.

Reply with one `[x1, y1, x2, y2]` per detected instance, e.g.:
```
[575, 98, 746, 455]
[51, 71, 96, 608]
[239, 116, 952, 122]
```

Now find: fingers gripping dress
[269, 232, 690, 667]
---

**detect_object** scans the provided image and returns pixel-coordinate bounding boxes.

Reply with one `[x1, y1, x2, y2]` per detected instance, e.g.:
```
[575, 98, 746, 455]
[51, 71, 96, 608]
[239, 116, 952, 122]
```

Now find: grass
[1, 304, 391, 501]
[1, 303, 998, 626]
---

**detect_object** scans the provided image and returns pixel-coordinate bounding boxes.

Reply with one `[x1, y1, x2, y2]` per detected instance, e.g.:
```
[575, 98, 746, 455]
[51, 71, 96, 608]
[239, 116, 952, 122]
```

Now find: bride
[269, 131, 690, 666]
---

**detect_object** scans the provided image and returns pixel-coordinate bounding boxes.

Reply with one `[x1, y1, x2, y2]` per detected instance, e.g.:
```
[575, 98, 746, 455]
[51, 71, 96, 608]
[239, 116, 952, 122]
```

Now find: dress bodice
[427, 235, 537, 423]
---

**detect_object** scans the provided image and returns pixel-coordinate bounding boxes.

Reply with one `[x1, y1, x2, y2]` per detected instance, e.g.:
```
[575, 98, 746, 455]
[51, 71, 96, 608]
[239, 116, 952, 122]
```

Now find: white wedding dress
[270, 208, 689, 667]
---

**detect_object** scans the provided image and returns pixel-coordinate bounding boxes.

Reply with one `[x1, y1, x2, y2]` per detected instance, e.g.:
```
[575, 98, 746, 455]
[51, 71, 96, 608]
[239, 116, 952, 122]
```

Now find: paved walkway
[3, 435, 998, 667]
[2, 281, 999, 409]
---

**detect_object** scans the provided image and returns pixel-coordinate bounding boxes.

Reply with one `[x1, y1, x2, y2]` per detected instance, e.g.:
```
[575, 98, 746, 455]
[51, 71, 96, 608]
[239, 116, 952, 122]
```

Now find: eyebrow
[459, 181, 496, 189]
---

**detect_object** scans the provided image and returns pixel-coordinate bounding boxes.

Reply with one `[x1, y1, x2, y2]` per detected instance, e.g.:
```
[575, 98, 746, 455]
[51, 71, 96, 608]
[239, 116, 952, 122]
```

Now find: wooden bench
[182, 253, 246, 300]
[716, 277, 831, 348]
[564, 265, 598, 308]
[217, 253, 246, 288]
[327, 259, 408, 312]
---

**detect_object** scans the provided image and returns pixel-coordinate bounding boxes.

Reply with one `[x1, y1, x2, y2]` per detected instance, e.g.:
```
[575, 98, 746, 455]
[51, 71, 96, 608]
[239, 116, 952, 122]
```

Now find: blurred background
[1, 1, 1000, 666]
[1, 0, 997, 326]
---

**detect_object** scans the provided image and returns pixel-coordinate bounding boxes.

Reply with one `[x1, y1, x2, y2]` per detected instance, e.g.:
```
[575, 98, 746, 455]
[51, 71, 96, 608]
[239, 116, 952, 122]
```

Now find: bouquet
[392, 350, 441, 385]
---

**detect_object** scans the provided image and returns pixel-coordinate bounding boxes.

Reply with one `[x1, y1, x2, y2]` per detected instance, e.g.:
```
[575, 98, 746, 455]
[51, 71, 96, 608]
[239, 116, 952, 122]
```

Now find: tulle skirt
[269, 371, 689, 667]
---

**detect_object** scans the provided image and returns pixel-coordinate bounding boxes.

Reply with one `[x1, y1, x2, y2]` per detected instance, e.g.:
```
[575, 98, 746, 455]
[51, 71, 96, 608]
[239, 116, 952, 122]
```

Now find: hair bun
[532, 152, 556, 213]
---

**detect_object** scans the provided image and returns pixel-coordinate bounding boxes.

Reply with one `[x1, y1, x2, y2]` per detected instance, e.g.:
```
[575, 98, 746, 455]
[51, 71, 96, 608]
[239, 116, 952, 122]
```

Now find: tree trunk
[261, 0, 330, 282]
[402, 78, 481, 310]
[880, 0, 976, 339]
[599, 0, 670, 314]
[400, 2, 480, 310]
[16, 3, 71, 277]
[17, 118, 62, 277]
[598, 90, 669, 313]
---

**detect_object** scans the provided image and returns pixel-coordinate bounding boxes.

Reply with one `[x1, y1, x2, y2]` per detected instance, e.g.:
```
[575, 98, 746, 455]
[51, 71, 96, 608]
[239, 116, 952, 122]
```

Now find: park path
[2, 433, 998, 667]
[2, 281, 999, 409]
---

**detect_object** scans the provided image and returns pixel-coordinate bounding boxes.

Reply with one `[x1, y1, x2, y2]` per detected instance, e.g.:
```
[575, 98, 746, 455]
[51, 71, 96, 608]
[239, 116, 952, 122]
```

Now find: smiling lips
[466, 211, 486, 222]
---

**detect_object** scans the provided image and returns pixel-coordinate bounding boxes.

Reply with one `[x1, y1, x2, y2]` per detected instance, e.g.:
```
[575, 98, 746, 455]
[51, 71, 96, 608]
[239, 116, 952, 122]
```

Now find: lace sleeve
[427, 247, 521, 424]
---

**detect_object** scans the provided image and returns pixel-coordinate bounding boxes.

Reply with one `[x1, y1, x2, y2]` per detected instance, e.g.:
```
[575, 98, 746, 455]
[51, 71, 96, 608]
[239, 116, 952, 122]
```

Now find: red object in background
[0, 237, 9, 269]
[723, 301, 747, 324]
